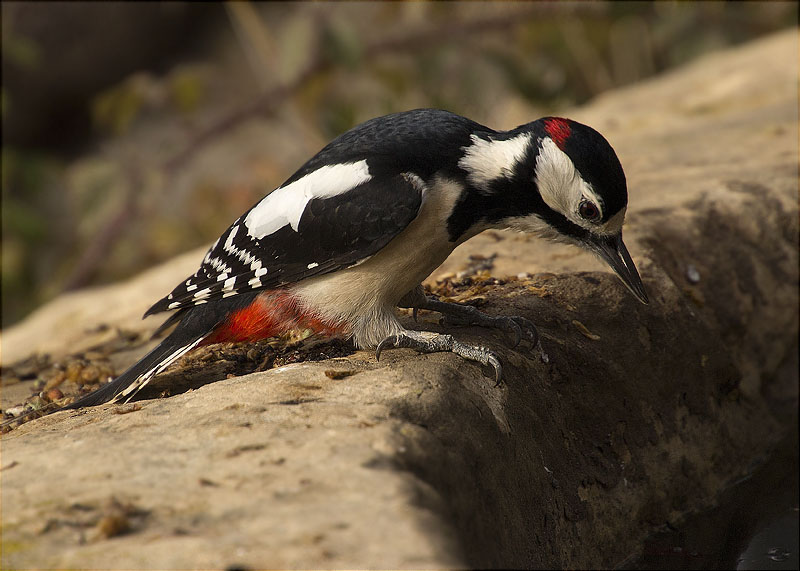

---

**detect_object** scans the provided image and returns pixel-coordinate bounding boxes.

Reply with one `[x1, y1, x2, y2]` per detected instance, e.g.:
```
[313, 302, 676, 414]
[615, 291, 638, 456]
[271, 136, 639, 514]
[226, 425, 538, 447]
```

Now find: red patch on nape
[544, 117, 571, 149]
[202, 290, 345, 346]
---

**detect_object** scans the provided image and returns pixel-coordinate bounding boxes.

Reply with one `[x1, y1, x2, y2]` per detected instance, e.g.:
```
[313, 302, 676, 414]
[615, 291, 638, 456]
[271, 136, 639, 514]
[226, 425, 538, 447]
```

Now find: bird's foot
[375, 330, 503, 385]
[418, 298, 548, 362]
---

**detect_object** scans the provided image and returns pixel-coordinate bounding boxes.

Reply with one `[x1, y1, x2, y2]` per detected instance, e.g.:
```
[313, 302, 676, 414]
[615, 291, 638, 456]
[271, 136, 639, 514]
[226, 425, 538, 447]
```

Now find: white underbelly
[289, 177, 471, 347]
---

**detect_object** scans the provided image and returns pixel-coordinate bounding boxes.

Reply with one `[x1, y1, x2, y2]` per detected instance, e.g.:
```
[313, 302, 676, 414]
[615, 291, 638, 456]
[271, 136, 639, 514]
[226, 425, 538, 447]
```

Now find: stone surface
[1, 30, 798, 569]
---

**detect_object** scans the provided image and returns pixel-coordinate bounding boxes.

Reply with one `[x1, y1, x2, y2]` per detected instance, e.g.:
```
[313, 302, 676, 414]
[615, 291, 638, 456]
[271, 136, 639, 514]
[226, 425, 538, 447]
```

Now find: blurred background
[1, 1, 796, 328]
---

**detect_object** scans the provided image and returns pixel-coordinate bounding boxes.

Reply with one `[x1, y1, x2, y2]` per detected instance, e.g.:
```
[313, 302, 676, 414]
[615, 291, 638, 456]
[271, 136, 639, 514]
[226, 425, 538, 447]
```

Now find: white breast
[289, 176, 469, 348]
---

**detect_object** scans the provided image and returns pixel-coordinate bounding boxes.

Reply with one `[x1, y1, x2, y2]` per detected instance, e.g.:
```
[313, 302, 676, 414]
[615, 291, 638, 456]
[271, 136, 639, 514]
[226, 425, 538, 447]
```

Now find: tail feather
[64, 291, 263, 410]
[0, 329, 210, 429]
[62, 335, 206, 409]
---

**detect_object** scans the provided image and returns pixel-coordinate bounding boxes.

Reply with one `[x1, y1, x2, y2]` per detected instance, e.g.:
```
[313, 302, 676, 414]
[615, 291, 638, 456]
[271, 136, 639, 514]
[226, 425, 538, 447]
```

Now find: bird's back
[288, 109, 491, 182]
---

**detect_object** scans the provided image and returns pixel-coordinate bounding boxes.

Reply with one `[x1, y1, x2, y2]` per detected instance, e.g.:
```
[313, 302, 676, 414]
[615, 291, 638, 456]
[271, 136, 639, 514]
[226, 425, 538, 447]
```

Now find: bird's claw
[375, 334, 400, 362]
[487, 353, 503, 386]
[506, 315, 539, 348]
[375, 331, 503, 385]
[438, 305, 539, 351]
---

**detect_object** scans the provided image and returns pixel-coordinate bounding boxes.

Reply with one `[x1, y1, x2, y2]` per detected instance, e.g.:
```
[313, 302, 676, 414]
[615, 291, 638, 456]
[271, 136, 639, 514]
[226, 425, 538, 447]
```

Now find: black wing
[145, 172, 424, 316]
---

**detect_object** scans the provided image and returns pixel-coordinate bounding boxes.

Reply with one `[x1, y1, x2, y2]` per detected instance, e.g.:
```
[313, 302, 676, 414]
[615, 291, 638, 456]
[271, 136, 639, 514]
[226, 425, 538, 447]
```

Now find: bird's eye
[579, 201, 601, 222]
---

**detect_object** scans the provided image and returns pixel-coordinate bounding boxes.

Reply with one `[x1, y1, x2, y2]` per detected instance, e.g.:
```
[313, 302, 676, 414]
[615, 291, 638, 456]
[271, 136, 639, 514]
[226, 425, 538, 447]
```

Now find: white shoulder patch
[458, 133, 531, 191]
[244, 160, 372, 239]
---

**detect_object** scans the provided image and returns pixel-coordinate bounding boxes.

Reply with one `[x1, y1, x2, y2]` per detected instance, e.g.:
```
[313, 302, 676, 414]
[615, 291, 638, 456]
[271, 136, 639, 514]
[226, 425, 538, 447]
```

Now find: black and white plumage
[66, 108, 648, 409]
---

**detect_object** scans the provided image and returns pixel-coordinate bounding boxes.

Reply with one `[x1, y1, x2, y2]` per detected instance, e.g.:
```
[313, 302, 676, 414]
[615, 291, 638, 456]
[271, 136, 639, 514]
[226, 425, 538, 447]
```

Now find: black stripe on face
[446, 163, 595, 246]
[445, 175, 537, 241]
[446, 141, 542, 241]
[536, 203, 591, 245]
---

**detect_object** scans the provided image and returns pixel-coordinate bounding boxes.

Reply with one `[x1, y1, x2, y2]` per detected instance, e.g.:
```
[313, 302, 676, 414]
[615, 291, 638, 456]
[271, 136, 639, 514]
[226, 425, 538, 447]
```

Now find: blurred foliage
[169, 69, 205, 114]
[1, 30, 41, 71]
[1, 1, 797, 328]
[90, 68, 208, 135]
[92, 78, 146, 136]
[2, 149, 69, 308]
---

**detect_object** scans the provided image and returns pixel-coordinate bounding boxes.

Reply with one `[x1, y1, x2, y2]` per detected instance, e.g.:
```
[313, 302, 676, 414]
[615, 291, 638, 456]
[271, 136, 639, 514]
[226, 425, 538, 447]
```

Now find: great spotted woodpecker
[66, 108, 648, 409]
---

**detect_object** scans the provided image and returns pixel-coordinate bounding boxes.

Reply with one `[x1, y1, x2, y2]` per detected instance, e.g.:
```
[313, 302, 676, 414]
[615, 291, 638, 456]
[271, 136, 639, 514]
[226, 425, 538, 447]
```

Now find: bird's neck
[444, 171, 546, 243]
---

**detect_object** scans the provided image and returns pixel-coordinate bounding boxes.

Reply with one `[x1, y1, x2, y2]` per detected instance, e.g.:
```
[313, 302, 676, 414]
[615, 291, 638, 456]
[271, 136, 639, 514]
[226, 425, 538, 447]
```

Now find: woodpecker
[65, 108, 648, 409]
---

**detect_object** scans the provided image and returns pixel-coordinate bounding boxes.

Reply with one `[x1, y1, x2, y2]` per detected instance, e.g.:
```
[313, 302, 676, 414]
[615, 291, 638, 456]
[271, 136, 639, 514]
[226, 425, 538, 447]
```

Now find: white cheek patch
[244, 160, 371, 239]
[534, 137, 584, 216]
[459, 133, 531, 191]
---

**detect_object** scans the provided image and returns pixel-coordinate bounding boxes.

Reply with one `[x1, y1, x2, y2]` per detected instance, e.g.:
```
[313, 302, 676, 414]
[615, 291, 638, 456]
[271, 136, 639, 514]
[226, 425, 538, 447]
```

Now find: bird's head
[530, 117, 647, 304]
[458, 116, 648, 304]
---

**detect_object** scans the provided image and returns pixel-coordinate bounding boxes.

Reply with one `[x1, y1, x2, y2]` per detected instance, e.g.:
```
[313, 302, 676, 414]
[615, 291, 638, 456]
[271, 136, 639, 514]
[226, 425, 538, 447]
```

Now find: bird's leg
[397, 285, 545, 355]
[375, 330, 503, 385]
[391, 286, 549, 376]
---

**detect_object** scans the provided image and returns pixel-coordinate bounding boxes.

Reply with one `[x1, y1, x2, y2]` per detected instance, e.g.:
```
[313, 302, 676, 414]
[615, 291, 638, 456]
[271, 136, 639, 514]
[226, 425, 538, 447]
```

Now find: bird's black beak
[590, 233, 649, 304]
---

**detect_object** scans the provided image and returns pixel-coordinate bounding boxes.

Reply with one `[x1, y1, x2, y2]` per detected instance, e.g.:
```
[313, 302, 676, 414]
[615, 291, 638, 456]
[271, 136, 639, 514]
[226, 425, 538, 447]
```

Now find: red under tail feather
[201, 290, 344, 345]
